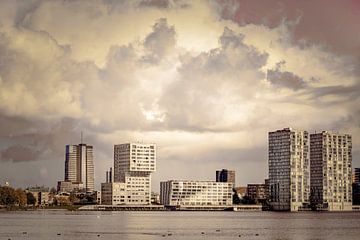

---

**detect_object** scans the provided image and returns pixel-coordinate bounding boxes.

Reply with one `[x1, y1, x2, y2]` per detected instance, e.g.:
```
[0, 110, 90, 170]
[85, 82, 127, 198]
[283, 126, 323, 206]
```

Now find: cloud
[267, 67, 306, 90]
[138, 0, 190, 9]
[214, 0, 360, 56]
[158, 26, 268, 131]
[0, 145, 40, 162]
[0, 0, 359, 190]
[143, 18, 176, 63]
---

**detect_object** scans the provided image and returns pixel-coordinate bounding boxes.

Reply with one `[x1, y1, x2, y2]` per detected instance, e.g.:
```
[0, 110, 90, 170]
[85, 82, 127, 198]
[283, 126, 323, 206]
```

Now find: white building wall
[310, 132, 352, 211]
[269, 128, 309, 211]
[109, 143, 156, 205]
[101, 182, 126, 205]
[160, 180, 233, 206]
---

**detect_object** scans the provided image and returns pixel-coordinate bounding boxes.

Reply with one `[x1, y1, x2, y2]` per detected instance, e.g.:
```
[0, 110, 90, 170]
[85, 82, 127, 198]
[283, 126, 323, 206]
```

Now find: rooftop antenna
[81, 131, 83, 144]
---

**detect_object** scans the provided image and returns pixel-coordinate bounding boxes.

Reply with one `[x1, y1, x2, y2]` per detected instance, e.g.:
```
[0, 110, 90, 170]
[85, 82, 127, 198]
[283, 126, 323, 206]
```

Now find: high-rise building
[160, 180, 233, 208]
[111, 143, 156, 204]
[64, 143, 94, 192]
[268, 128, 309, 211]
[355, 168, 360, 184]
[310, 132, 352, 211]
[216, 169, 235, 185]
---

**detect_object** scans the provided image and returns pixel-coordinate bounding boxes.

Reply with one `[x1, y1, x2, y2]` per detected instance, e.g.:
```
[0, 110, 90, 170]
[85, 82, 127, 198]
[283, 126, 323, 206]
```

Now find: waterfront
[1, 211, 360, 240]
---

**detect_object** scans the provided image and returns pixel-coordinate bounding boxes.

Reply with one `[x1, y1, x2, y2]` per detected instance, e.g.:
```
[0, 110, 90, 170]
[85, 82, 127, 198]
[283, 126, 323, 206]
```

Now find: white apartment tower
[310, 131, 352, 211]
[64, 144, 94, 192]
[113, 143, 156, 204]
[268, 128, 310, 211]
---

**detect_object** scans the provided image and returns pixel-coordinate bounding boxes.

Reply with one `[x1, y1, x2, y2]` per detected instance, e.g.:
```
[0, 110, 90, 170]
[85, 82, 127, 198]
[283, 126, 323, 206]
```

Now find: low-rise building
[151, 192, 160, 204]
[247, 184, 267, 203]
[160, 180, 233, 207]
[57, 181, 84, 193]
[101, 182, 126, 205]
[26, 186, 50, 206]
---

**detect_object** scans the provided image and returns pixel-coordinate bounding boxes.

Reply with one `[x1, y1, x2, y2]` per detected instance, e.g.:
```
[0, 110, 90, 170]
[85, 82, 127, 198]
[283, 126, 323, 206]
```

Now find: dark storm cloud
[214, 0, 360, 56]
[267, 68, 306, 90]
[0, 117, 80, 162]
[0, 145, 40, 162]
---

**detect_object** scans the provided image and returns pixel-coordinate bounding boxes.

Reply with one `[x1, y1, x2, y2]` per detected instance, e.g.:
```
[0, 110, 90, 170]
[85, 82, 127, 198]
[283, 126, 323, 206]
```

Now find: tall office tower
[113, 143, 156, 204]
[64, 143, 94, 192]
[310, 132, 352, 211]
[216, 169, 236, 185]
[268, 128, 309, 211]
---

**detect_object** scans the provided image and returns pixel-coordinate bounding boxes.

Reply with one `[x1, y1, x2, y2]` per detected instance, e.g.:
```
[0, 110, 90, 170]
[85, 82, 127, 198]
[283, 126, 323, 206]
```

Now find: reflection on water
[0, 211, 360, 240]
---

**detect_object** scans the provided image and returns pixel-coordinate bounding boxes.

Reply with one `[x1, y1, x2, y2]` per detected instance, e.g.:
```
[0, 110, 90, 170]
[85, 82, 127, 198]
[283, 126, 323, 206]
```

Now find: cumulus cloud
[159, 26, 268, 131]
[143, 18, 176, 63]
[0, 0, 359, 190]
[267, 62, 306, 90]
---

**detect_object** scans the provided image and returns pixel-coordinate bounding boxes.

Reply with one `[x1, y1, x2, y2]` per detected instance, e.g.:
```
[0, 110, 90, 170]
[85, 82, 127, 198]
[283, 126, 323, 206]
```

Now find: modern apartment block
[216, 169, 235, 185]
[160, 180, 233, 208]
[268, 128, 310, 211]
[310, 132, 352, 211]
[61, 143, 94, 192]
[103, 142, 156, 205]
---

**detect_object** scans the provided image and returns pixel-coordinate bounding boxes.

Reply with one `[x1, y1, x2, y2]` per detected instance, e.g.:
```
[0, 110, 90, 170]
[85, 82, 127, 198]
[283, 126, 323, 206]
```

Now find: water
[1, 210, 360, 240]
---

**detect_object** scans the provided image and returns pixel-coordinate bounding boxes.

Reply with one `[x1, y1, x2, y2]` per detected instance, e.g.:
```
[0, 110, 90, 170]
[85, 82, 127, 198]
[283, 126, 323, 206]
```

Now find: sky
[0, 0, 359, 192]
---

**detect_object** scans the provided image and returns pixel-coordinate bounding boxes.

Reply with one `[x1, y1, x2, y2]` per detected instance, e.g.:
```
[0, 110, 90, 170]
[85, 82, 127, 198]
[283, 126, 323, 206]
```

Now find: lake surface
[0, 210, 360, 240]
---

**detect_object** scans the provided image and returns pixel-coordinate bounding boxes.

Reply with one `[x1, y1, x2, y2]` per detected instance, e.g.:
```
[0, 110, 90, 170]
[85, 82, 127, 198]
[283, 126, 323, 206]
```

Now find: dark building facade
[216, 169, 235, 185]
[353, 168, 360, 205]
[246, 184, 267, 204]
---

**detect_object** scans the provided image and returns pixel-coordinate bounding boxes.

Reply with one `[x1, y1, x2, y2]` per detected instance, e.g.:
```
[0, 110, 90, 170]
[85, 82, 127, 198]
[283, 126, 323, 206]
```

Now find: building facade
[246, 184, 267, 204]
[101, 143, 156, 205]
[216, 169, 235, 185]
[355, 168, 360, 184]
[310, 132, 352, 211]
[57, 181, 83, 193]
[268, 128, 310, 211]
[101, 182, 126, 205]
[160, 180, 233, 207]
[26, 186, 50, 206]
[354, 168, 360, 205]
[64, 143, 94, 192]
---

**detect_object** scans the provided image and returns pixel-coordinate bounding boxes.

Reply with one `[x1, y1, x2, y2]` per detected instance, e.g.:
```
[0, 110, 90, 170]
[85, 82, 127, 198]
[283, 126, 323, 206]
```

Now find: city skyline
[0, 0, 359, 192]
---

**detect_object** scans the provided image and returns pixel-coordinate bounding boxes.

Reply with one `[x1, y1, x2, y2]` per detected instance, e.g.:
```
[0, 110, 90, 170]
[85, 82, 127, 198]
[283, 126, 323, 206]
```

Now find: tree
[26, 192, 36, 205]
[0, 186, 17, 205]
[15, 188, 27, 206]
[232, 191, 241, 204]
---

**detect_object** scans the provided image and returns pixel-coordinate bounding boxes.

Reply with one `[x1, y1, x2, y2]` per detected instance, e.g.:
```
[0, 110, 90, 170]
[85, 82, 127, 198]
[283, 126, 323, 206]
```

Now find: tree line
[0, 186, 36, 206]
